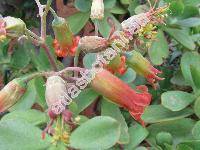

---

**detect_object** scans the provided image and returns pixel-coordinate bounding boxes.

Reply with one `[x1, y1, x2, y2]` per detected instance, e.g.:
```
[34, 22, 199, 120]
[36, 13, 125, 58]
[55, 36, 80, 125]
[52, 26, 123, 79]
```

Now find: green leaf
[74, 88, 99, 114]
[0, 119, 51, 150]
[181, 52, 200, 87]
[104, 0, 116, 9]
[34, 77, 46, 108]
[176, 144, 193, 150]
[164, 28, 195, 50]
[190, 65, 200, 90]
[147, 118, 195, 146]
[11, 43, 30, 69]
[70, 116, 120, 149]
[161, 91, 195, 111]
[134, 5, 149, 14]
[124, 123, 148, 150]
[156, 132, 173, 148]
[101, 99, 129, 144]
[67, 12, 90, 34]
[175, 17, 200, 27]
[1, 109, 48, 126]
[83, 53, 97, 69]
[9, 79, 38, 111]
[118, 68, 136, 83]
[149, 30, 169, 65]
[128, 0, 139, 16]
[170, 70, 189, 86]
[29, 44, 51, 71]
[194, 97, 200, 118]
[169, 0, 184, 16]
[98, 11, 120, 38]
[74, 0, 91, 12]
[177, 140, 200, 150]
[110, 4, 127, 14]
[142, 105, 193, 123]
[192, 121, 200, 139]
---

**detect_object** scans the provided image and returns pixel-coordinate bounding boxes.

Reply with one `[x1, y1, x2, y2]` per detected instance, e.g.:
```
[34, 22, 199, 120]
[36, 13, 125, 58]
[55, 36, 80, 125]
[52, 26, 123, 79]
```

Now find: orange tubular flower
[0, 78, 27, 113]
[52, 16, 80, 57]
[91, 69, 151, 125]
[126, 51, 163, 88]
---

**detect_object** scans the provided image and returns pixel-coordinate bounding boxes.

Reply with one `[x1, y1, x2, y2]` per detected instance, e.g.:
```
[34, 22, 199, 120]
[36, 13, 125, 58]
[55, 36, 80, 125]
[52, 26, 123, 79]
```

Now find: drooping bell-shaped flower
[45, 76, 71, 115]
[126, 51, 163, 88]
[52, 16, 80, 57]
[90, 0, 104, 20]
[0, 78, 27, 113]
[91, 69, 151, 125]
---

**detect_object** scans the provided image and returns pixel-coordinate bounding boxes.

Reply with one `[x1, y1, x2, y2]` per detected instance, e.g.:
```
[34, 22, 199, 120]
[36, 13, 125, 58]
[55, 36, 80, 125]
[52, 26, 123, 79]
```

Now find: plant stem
[74, 46, 82, 77]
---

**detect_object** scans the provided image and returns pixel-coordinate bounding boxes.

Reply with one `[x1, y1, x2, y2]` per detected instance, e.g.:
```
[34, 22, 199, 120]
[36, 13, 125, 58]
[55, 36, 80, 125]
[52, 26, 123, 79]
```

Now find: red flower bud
[0, 16, 26, 40]
[0, 78, 27, 113]
[126, 51, 163, 88]
[91, 69, 151, 125]
[52, 16, 79, 57]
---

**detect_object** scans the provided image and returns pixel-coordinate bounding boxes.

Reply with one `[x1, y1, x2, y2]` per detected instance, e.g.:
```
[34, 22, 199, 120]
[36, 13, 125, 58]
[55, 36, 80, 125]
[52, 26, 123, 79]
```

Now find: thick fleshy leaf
[98, 11, 120, 38]
[67, 12, 90, 34]
[142, 105, 193, 123]
[194, 97, 200, 119]
[149, 30, 169, 65]
[181, 52, 200, 88]
[118, 68, 136, 83]
[70, 116, 120, 149]
[0, 119, 51, 150]
[101, 99, 129, 144]
[83, 53, 97, 69]
[164, 28, 195, 50]
[161, 91, 195, 111]
[74, 88, 99, 114]
[190, 65, 200, 90]
[124, 123, 148, 150]
[1, 109, 48, 126]
[11, 43, 30, 69]
[9, 79, 38, 111]
[176, 144, 193, 150]
[175, 17, 200, 27]
[74, 0, 91, 12]
[192, 121, 200, 140]
[156, 132, 173, 148]
[147, 118, 195, 146]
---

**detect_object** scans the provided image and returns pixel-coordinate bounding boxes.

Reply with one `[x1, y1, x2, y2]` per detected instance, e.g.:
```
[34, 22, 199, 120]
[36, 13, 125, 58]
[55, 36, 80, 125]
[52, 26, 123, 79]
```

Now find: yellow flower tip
[90, 0, 104, 20]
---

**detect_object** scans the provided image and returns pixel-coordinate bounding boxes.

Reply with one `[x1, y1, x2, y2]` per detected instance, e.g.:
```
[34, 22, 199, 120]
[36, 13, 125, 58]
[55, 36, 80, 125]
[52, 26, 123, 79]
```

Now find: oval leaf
[161, 91, 195, 111]
[70, 116, 120, 149]
[142, 105, 193, 123]
[0, 119, 51, 150]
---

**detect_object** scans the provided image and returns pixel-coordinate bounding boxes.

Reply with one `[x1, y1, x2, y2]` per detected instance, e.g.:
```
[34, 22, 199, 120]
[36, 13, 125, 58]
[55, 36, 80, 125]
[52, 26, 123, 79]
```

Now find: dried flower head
[79, 36, 108, 53]
[0, 78, 27, 113]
